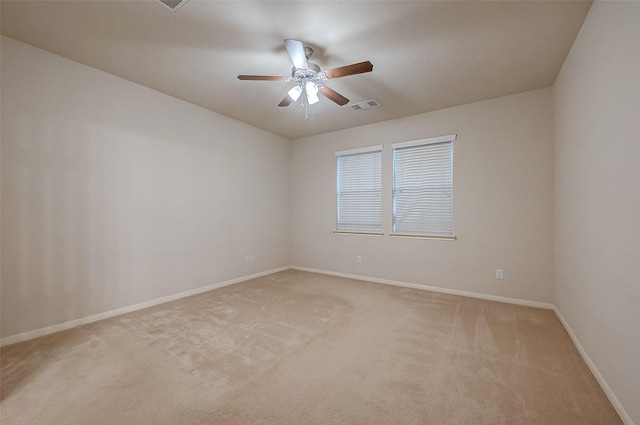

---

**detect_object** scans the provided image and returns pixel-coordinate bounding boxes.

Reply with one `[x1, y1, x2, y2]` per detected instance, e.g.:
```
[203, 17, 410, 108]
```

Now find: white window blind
[336, 146, 383, 233]
[392, 135, 455, 237]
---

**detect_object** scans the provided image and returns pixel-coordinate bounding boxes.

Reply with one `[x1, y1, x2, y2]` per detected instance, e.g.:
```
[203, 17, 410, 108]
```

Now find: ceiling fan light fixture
[306, 81, 319, 104]
[308, 93, 320, 105]
[305, 81, 318, 96]
[288, 85, 302, 101]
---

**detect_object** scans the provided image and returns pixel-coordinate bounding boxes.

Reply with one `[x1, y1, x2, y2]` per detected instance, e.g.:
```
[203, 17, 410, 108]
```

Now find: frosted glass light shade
[306, 82, 319, 104]
[288, 85, 302, 101]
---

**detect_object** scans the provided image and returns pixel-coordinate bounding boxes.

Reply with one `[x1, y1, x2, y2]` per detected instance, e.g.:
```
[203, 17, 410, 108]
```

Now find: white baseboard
[0, 265, 552, 347]
[1, 265, 632, 425]
[553, 307, 634, 425]
[0, 266, 290, 347]
[290, 266, 554, 309]
[293, 266, 633, 423]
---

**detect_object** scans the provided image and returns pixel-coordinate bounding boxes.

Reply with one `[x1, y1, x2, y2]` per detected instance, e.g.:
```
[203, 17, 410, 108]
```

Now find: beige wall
[553, 2, 640, 424]
[291, 89, 554, 302]
[1, 37, 291, 338]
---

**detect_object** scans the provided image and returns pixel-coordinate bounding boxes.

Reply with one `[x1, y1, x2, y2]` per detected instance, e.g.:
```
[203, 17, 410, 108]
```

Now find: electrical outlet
[250, 255, 255, 262]
[496, 269, 504, 280]
[356, 255, 362, 263]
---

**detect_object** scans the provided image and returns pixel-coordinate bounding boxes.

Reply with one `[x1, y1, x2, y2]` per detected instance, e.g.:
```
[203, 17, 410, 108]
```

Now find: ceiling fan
[238, 39, 373, 117]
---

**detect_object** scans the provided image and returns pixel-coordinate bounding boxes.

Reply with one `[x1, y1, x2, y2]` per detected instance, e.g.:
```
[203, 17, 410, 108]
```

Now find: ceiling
[1, 0, 591, 140]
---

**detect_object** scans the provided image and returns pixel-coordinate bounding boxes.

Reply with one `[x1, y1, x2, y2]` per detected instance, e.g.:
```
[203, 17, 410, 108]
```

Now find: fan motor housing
[292, 62, 321, 79]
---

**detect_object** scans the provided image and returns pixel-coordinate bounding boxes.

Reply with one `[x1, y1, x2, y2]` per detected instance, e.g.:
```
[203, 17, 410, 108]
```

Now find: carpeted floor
[0, 270, 622, 424]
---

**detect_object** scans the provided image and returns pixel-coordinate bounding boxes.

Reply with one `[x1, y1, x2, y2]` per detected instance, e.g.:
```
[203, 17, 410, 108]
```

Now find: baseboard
[553, 307, 634, 425]
[2, 266, 632, 425]
[292, 266, 633, 423]
[0, 266, 290, 347]
[0, 266, 552, 347]
[290, 266, 554, 309]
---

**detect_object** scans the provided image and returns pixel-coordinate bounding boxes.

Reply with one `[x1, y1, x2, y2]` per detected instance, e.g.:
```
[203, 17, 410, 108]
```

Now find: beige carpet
[1, 270, 622, 425]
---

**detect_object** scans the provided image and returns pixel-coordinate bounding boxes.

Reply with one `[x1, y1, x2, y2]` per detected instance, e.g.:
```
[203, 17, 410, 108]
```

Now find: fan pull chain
[303, 86, 310, 120]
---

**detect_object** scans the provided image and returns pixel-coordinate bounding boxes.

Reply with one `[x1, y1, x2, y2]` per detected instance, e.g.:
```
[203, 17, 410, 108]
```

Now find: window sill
[333, 230, 384, 236]
[390, 233, 457, 240]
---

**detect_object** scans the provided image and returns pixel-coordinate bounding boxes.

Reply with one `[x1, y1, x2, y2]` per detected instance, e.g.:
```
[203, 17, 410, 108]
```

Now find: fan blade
[324, 61, 373, 79]
[319, 86, 349, 106]
[278, 95, 293, 107]
[237, 75, 288, 81]
[284, 39, 308, 70]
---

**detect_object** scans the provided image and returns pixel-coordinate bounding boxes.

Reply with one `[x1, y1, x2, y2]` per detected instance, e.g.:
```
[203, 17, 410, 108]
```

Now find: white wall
[1, 36, 291, 339]
[2, 5, 638, 419]
[552, 2, 640, 424]
[291, 88, 554, 303]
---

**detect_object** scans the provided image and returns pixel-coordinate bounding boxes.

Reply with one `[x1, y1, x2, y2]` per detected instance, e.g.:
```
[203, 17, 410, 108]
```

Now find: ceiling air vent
[350, 99, 380, 111]
[156, 0, 190, 12]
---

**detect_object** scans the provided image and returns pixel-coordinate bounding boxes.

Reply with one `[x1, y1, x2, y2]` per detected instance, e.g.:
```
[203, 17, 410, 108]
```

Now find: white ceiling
[1, 0, 591, 139]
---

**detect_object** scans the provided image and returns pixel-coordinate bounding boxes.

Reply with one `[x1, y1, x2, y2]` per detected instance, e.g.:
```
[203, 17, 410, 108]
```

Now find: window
[335, 145, 383, 234]
[392, 135, 455, 238]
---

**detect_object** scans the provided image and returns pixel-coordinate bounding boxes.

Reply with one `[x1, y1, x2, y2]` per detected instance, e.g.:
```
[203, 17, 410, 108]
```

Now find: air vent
[350, 99, 381, 111]
[156, 0, 190, 12]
